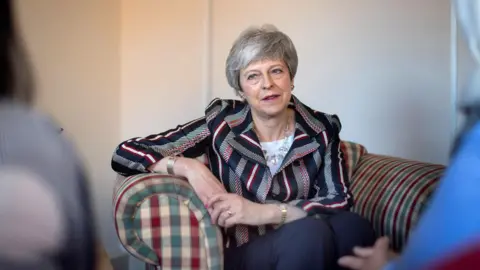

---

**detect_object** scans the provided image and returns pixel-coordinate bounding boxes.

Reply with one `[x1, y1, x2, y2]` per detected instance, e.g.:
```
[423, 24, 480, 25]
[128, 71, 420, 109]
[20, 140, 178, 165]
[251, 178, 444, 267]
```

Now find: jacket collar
[224, 95, 325, 195]
[224, 95, 327, 137]
[223, 96, 329, 202]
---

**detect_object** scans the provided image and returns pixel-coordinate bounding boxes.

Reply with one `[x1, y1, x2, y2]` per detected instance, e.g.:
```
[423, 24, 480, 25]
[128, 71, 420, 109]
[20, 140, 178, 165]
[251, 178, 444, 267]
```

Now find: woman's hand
[149, 157, 227, 206]
[207, 193, 269, 228]
[172, 158, 227, 205]
[338, 237, 398, 270]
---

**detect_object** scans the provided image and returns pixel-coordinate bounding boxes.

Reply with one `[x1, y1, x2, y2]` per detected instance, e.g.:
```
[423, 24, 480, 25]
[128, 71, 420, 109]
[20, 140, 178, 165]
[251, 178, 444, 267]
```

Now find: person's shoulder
[0, 101, 62, 134]
[0, 101, 79, 168]
[204, 97, 246, 121]
[294, 98, 342, 134]
[313, 110, 342, 133]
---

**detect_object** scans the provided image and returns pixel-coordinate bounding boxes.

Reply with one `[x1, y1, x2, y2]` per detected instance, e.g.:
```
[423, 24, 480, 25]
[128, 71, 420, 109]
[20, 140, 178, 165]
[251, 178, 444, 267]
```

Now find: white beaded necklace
[254, 117, 294, 168]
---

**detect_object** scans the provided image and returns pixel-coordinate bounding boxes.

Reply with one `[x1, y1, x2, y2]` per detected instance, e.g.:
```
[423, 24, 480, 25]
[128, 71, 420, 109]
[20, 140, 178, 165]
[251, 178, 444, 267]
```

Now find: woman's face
[239, 59, 293, 118]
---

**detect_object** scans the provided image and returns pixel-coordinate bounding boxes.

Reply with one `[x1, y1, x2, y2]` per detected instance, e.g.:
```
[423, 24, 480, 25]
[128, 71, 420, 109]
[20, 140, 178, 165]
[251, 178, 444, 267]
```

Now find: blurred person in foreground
[338, 120, 480, 270]
[338, 0, 480, 269]
[0, 1, 96, 269]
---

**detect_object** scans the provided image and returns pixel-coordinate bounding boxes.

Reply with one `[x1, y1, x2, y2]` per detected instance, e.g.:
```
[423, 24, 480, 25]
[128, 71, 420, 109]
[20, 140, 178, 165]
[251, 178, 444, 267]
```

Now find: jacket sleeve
[111, 116, 211, 176]
[288, 114, 353, 216]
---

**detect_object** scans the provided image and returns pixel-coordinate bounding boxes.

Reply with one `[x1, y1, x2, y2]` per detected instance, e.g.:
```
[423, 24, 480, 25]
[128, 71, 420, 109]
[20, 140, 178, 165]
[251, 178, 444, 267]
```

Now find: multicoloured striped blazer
[111, 95, 353, 247]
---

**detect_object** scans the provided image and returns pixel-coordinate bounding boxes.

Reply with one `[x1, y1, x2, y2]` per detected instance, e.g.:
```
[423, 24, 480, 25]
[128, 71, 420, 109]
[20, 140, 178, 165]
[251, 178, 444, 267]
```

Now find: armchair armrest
[113, 173, 224, 270]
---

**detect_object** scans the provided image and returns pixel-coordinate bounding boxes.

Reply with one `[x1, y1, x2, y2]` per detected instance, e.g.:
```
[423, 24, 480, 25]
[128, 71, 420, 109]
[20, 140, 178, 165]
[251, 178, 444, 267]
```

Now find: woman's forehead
[242, 59, 286, 72]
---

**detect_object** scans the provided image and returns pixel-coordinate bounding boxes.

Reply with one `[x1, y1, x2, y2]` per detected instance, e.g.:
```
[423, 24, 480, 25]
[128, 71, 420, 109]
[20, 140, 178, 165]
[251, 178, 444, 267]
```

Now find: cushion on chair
[113, 173, 224, 270]
[340, 140, 368, 179]
[349, 154, 444, 251]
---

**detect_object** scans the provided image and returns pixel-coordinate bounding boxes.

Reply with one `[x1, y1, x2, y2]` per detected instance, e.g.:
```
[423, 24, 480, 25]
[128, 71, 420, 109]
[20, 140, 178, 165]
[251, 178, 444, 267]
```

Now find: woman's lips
[262, 95, 280, 101]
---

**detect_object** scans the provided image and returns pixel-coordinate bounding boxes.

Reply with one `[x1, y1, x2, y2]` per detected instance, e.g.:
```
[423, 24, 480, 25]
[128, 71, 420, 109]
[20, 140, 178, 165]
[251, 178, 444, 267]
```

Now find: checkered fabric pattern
[113, 173, 224, 270]
[349, 153, 445, 251]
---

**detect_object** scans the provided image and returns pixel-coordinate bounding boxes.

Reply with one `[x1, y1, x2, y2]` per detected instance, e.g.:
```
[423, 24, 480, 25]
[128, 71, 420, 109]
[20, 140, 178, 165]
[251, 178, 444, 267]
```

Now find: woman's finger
[209, 201, 230, 224]
[337, 256, 364, 270]
[209, 204, 224, 224]
[217, 210, 233, 227]
[224, 212, 237, 228]
[207, 193, 228, 208]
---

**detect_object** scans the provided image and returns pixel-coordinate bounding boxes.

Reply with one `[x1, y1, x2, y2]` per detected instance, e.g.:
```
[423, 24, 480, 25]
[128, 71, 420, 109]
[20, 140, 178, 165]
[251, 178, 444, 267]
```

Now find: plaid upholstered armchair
[113, 141, 445, 270]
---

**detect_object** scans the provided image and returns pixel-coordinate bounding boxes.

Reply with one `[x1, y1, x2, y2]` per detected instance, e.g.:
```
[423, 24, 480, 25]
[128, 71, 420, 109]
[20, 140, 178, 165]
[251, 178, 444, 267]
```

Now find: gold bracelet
[278, 204, 287, 226]
[166, 156, 178, 175]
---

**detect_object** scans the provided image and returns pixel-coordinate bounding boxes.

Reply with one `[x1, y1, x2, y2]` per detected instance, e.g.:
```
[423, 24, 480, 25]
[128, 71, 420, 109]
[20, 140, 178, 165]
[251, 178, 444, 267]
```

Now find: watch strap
[279, 204, 287, 226]
[166, 156, 178, 175]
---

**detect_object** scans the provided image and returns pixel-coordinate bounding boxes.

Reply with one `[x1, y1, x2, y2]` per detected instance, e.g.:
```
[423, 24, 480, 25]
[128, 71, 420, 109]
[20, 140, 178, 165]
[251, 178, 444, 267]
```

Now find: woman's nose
[262, 74, 273, 89]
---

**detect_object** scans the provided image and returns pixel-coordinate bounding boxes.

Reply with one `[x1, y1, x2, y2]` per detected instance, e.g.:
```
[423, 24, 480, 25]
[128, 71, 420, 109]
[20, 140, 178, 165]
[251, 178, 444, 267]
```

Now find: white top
[260, 134, 294, 174]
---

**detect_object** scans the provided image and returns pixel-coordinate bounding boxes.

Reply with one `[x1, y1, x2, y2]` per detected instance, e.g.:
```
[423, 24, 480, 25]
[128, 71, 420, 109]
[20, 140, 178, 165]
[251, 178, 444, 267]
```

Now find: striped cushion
[340, 141, 368, 179]
[113, 173, 224, 270]
[350, 154, 445, 251]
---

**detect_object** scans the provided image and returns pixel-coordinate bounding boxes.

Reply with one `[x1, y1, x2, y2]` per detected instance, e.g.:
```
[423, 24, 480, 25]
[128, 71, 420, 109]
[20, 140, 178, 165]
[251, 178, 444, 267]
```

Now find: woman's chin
[256, 106, 288, 118]
[250, 96, 290, 118]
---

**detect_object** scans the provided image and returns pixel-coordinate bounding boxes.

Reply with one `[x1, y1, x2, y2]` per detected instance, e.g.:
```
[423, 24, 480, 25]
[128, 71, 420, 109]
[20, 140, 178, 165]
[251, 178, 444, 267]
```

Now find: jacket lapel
[224, 103, 266, 166]
[274, 124, 321, 176]
[223, 96, 328, 202]
[272, 97, 327, 173]
[228, 130, 266, 165]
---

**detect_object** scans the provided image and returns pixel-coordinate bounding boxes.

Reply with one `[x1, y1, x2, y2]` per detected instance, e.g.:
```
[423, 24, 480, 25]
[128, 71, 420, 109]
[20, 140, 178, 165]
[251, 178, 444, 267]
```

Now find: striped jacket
[111, 95, 353, 247]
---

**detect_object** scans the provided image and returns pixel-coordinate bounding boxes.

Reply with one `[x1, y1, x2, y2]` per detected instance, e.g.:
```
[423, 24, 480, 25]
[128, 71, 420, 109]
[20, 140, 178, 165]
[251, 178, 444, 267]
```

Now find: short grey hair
[225, 24, 298, 94]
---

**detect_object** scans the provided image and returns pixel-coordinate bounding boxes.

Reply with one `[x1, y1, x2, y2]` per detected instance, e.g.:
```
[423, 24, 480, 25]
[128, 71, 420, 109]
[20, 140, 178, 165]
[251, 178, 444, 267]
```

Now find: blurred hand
[338, 237, 398, 270]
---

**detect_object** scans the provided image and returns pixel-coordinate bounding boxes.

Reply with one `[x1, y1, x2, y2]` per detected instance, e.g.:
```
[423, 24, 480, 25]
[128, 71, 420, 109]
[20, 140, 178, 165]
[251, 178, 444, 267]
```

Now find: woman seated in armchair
[111, 24, 375, 270]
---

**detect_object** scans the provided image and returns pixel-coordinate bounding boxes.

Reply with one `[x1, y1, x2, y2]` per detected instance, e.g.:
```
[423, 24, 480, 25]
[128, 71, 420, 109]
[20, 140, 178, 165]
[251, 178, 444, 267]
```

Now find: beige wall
[15, 0, 123, 257]
[121, 0, 209, 139]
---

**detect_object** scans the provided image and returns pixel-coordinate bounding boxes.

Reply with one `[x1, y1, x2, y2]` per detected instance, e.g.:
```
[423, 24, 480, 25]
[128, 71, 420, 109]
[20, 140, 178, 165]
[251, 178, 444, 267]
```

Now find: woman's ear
[238, 91, 245, 100]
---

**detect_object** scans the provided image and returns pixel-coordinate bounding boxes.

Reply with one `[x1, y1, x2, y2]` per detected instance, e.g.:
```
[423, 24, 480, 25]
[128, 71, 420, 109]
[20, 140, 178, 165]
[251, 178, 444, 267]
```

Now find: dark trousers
[224, 211, 376, 270]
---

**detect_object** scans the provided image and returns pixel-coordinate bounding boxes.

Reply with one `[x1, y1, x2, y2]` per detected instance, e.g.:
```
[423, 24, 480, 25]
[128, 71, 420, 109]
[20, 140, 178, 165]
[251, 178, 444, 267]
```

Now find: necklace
[253, 117, 294, 167]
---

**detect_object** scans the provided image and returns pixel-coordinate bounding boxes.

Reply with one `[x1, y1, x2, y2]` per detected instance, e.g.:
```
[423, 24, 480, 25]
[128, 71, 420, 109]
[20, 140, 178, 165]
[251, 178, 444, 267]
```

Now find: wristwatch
[166, 156, 178, 175]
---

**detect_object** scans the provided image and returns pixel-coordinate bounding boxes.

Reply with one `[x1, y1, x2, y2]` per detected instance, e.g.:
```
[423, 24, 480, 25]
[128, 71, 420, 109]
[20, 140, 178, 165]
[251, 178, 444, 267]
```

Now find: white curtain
[451, 0, 480, 154]
[455, 0, 480, 106]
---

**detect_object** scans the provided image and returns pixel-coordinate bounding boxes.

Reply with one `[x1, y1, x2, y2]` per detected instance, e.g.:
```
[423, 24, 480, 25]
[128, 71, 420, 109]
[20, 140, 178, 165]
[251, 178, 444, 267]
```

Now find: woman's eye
[272, 68, 283, 74]
[247, 74, 258, 80]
